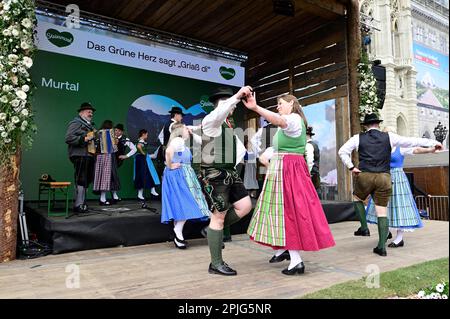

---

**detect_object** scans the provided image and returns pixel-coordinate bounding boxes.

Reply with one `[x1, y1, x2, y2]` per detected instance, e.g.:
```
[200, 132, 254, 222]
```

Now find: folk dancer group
[65, 85, 442, 276]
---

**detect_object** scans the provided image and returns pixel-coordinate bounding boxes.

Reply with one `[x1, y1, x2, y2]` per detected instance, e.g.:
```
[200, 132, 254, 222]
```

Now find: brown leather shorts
[353, 172, 392, 207]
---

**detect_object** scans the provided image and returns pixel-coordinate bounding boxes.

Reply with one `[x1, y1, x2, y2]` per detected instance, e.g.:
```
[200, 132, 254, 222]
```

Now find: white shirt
[201, 95, 246, 167]
[305, 139, 315, 173]
[338, 128, 438, 169]
[117, 135, 137, 158]
[158, 118, 178, 145]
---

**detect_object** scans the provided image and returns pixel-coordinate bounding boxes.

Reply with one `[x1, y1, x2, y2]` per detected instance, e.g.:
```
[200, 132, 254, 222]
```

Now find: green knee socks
[353, 201, 368, 230]
[377, 217, 388, 250]
[224, 208, 241, 228]
[207, 227, 223, 267]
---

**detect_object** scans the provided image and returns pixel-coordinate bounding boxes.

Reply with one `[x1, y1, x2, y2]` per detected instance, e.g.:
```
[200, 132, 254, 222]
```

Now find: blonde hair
[277, 94, 308, 128]
[168, 123, 186, 145]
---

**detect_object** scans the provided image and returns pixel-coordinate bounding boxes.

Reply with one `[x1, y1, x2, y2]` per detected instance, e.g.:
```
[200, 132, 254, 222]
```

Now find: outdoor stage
[25, 199, 356, 254]
[1, 220, 448, 299]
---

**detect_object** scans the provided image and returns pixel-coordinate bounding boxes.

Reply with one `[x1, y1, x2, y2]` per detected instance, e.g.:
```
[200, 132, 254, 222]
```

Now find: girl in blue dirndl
[161, 123, 210, 249]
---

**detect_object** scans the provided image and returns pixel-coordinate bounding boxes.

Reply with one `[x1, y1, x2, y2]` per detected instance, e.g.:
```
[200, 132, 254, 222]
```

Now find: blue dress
[161, 145, 210, 223]
[366, 147, 423, 230]
[133, 140, 160, 189]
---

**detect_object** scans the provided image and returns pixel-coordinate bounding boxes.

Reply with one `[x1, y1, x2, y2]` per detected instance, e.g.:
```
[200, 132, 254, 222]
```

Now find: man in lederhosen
[65, 102, 96, 213]
[112, 123, 137, 202]
[198, 86, 253, 275]
[305, 126, 321, 190]
[338, 113, 442, 256]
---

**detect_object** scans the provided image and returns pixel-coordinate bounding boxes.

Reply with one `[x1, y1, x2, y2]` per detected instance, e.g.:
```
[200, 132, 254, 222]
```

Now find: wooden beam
[297, 0, 343, 20]
[299, 84, 348, 106]
[299, 0, 346, 16]
[347, 0, 361, 136]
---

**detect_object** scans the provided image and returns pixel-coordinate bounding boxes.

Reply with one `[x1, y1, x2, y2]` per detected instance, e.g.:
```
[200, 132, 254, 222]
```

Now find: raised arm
[242, 94, 288, 128]
[389, 132, 442, 150]
[202, 86, 252, 137]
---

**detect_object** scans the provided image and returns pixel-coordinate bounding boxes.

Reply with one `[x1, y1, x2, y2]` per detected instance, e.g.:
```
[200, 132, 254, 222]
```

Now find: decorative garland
[0, 0, 37, 166]
[357, 49, 380, 123]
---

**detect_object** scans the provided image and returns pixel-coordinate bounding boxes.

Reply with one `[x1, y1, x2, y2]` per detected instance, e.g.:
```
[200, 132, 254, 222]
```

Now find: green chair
[38, 182, 71, 217]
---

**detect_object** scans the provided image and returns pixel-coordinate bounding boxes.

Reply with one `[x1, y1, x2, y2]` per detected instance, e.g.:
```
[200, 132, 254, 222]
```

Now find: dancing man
[338, 113, 442, 256]
[199, 86, 253, 276]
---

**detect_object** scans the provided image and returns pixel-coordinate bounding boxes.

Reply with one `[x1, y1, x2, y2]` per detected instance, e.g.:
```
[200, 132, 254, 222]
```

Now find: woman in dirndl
[161, 123, 210, 249]
[134, 129, 161, 206]
[243, 94, 335, 275]
[93, 120, 120, 205]
[366, 127, 438, 248]
[243, 140, 259, 198]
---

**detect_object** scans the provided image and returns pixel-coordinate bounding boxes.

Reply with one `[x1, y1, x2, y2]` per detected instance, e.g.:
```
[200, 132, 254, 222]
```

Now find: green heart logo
[46, 29, 74, 47]
[219, 66, 236, 80]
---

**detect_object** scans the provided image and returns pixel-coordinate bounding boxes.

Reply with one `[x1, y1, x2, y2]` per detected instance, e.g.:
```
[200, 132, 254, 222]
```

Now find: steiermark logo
[46, 29, 74, 48]
[219, 66, 236, 80]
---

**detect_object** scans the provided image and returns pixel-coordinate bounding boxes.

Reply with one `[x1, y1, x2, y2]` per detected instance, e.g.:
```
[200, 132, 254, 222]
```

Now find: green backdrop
[23, 50, 242, 200]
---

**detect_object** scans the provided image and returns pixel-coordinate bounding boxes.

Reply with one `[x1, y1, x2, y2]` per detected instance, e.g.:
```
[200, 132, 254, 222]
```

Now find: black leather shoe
[200, 226, 208, 238]
[223, 235, 232, 242]
[269, 250, 291, 263]
[174, 238, 187, 249]
[111, 198, 122, 204]
[354, 227, 370, 236]
[208, 262, 237, 276]
[72, 205, 85, 213]
[282, 262, 305, 275]
[99, 200, 111, 206]
[373, 247, 387, 256]
[173, 231, 187, 245]
[388, 240, 404, 248]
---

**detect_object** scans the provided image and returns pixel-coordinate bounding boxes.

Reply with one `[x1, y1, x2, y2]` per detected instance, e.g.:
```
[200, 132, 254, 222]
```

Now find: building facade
[360, 0, 449, 147]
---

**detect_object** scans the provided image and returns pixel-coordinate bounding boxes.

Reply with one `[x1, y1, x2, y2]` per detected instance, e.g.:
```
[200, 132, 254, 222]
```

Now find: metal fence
[415, 195, 449, 221]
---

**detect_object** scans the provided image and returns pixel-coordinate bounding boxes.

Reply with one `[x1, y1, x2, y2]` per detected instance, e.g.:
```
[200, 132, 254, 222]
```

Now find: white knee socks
[393, 229, 404, 244]
[100, 191, 107, 202]
[112, 191, 119, 200]
[288, 250, 303, 270]
[138, 189, 144, 200]
[174, 220, 186, 240]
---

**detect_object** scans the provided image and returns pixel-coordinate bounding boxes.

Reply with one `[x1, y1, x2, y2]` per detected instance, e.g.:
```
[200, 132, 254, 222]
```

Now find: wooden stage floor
[0, 220, 448, 299]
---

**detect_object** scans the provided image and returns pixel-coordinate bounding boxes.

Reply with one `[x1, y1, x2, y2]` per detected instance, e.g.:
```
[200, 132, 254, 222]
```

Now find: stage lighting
[273, 0, 295, 17]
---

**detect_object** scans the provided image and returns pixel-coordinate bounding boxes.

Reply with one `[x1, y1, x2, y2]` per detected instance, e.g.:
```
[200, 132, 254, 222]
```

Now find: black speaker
[371, 61, 386, 109]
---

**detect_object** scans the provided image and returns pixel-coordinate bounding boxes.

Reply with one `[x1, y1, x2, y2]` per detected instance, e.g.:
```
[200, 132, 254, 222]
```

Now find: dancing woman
[244, 94, 335, 275]
[366, 127, 439, 248]
[161, 123, 210, 249]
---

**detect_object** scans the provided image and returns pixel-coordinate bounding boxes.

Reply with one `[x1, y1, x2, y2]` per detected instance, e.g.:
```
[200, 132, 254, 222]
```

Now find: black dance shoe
[281, 262, 305, 275]
[73, 205, 88, 214]
[174, 237, 187, 249]
[388, 240, 404, 248]
[208, 262, 237, 276]
[223, 235, 232, 242]
[373, 247, 387, 256]
[269, 250, 291, 263]
[354, 227, 370, 236]
[111, 198, 122, 204]
[387, 231, 393, 241]
[99, 200, 111, 206]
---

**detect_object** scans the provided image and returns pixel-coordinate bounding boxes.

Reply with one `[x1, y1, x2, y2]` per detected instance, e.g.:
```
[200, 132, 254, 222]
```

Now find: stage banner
[22, 16, 245, 200]
[413, 42, 449, 109]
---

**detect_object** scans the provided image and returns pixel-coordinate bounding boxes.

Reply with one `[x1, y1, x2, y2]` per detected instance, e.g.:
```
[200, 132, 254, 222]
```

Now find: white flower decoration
[11, 99, 19, 107]
[22, 56, 33, 68]
[21, 18, 32, 29]
[21, 85, 29, 92]
[16, 90, 27, 100]
[20, 41, 30, 50]
[11, 116, 20, 124]
[1, 132, 8, 138]
[0, 96, 9, 103]
[436, 284, 445, 293]
[21, 109, 29, 117]
[0, 113, 6, 120]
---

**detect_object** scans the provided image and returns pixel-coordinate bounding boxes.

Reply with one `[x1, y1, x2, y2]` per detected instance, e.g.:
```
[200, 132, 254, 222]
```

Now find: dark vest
[200, 122, 237, 170]
[358, 130, 391, 173]
[162, 120, 174, 146]
[308, 140, 320, 174]
[116, 135, 128, 167]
